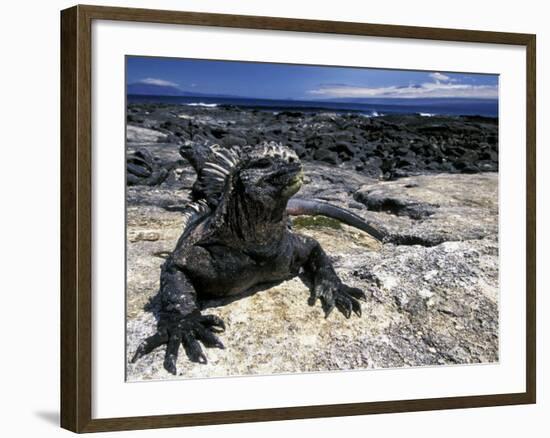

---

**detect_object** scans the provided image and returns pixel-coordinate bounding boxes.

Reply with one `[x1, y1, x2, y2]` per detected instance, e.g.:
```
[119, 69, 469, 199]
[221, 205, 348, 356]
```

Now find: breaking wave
[186, 102, 218, 108]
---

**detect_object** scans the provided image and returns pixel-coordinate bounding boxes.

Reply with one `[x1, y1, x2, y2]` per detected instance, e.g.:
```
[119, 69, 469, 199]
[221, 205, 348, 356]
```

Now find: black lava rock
[127, 103, 498, 180]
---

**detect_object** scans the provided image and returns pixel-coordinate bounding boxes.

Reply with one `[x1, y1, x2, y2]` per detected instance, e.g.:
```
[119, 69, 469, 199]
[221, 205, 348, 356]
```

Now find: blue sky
[127, 56, 498, 100]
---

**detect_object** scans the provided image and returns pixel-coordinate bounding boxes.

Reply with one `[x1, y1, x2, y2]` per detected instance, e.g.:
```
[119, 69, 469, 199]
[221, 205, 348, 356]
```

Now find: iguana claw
[131, 311, 226, 375]
[309, 279, 366, 319]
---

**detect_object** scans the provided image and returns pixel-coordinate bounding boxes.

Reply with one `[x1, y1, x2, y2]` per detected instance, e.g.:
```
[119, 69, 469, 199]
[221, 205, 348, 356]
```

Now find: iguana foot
[131, 311, 225, 375]
[308, 277, 366, 319]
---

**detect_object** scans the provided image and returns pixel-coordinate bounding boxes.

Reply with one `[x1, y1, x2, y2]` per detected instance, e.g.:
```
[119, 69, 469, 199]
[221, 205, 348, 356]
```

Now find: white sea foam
[361, 111, 383, 118]
[186, 102, 218, 108]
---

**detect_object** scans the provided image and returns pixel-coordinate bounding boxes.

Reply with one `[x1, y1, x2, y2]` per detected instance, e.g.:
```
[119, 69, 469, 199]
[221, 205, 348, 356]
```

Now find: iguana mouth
[289, 172, 303, 186]
[282, 170, 304, 196]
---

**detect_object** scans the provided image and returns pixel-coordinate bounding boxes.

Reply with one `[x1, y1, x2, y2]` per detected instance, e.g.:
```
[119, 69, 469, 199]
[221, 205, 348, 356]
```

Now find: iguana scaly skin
[131, 142, 379, 374]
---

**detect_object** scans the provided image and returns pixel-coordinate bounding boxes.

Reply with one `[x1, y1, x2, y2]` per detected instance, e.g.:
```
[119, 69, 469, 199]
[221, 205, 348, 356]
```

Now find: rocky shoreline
[127, 103, 498, 179]
[125, 104, 499, 381]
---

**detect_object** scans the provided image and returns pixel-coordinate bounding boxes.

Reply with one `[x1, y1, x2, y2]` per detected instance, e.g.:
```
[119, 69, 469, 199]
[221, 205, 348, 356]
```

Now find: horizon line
[126, 91, 499, 101]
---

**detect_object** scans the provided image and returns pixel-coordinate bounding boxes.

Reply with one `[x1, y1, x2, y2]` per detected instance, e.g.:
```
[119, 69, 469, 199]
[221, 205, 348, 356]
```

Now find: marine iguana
[131, 142, 384, 374]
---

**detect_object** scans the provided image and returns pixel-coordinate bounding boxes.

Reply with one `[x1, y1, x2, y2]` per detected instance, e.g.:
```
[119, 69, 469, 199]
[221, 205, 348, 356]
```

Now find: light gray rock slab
[126, 125, 167, 144]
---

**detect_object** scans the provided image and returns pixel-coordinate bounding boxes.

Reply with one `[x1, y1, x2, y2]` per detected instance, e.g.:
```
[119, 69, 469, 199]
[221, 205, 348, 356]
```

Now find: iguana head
[190, 142, 303, 225]
[236, 143, 303, 208]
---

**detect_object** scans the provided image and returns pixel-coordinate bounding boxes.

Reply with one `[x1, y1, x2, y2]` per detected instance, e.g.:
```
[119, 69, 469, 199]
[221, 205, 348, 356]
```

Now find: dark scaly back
[176, 142, 242, 237]
[193, 144, 241, 206]
[180, 141, 242, 205]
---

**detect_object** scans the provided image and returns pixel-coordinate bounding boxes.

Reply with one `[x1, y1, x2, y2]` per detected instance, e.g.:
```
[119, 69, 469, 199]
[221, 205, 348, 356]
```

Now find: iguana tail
[286, 198, 386, 242]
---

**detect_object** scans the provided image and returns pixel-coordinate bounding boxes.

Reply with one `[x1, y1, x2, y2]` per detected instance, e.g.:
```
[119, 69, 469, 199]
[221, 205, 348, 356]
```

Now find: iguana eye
[254, 159, 272, 169]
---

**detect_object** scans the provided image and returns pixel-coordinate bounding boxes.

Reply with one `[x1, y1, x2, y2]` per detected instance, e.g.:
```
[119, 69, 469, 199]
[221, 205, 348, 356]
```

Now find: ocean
[127, 95, 498, 118]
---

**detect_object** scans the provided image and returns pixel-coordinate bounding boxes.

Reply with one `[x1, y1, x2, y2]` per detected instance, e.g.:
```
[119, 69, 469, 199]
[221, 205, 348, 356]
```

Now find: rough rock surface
[126, 125, 167, 144]
[125, 119, 499, 380]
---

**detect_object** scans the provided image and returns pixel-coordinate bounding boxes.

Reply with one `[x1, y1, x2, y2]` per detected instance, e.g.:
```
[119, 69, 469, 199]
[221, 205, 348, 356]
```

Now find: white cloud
[429, 72, 451, 82]
[309, 79, 497, 99]
[138, 78, 179, 87]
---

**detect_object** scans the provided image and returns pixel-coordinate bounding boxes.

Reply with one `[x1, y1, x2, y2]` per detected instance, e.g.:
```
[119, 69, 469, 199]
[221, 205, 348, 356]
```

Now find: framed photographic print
[60, 4, 536, 433]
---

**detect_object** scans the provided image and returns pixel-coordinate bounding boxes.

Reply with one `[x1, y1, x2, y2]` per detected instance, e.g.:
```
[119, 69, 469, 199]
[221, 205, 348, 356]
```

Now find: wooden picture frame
[60, 4, 536, 433]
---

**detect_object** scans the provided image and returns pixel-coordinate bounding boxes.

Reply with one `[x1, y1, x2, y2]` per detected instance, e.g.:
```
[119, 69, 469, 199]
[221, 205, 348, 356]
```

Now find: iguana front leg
[296, 235, 366, 318]
[131, 257, 225, 374]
